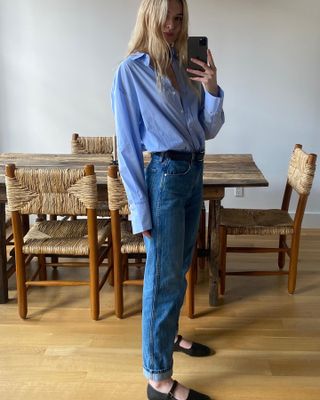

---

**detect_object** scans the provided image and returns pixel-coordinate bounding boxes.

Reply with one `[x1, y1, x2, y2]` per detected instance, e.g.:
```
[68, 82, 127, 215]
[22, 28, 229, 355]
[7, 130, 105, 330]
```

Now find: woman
[111, 1, 224, 399]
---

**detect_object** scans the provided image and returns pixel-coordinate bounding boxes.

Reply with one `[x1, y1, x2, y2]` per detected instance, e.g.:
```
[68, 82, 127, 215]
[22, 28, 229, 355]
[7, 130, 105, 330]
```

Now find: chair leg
[110, 209, 124, 318]
[278, 234, 286, 269]
[86, 205, 100, 321]
[107, 245, 114, 286]
[114, 252, 123, 318]
[49, 215, 59, 267]
[123, 253, 129, 281]
[11, 211, 27, 319]
[207, 201, 213, 252]
[38, 254, 47, 280]
[186, 246, 197, 319]
[89, 259, 99, 321]
[219, 225, 227, 296]
[288, 232, 301, 294]
[21, 214, 30, 235]
[16, 254, 27, 319]
[198, 204, 206, 270]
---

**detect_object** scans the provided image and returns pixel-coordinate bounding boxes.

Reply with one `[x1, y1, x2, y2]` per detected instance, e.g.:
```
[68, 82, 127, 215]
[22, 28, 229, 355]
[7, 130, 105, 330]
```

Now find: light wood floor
[1, 230, 320, 400]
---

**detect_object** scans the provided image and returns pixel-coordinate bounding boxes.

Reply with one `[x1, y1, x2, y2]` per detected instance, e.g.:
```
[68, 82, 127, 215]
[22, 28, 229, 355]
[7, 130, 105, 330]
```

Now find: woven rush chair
[5, 163, 111, 320]
[72, 133, 114, 156]
[219, 144, 317, 295]
[107, 164, 197, 319]
[71, 133, 116, 217]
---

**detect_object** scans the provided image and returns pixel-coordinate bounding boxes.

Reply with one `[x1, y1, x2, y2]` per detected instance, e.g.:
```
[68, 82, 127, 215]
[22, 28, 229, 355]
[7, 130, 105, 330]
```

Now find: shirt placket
[172, 61, 199, 151]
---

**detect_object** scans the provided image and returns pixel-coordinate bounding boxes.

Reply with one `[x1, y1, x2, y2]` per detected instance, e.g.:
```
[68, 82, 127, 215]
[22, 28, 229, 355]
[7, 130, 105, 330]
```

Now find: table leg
[0, 202, 8, 303]
[208, 199, 221, 306]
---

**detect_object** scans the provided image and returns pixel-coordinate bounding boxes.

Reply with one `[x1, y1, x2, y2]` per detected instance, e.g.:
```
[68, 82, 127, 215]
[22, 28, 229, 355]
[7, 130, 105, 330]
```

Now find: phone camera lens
[199, 37, 207, 46]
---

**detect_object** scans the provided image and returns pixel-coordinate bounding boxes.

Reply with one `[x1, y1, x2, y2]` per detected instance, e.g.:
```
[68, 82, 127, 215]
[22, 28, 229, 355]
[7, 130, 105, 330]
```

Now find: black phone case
[187, 36, 208, 71]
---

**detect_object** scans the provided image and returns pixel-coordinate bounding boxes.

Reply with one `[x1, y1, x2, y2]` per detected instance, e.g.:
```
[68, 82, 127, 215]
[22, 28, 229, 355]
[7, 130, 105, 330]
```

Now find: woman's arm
[111, 63, 152, 234]
[187, 49, 225, 139]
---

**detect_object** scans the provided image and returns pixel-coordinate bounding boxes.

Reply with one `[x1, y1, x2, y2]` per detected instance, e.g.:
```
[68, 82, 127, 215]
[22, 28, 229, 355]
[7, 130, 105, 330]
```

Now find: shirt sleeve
[111, 63, 152, 234]
[199, 86, 225, 140]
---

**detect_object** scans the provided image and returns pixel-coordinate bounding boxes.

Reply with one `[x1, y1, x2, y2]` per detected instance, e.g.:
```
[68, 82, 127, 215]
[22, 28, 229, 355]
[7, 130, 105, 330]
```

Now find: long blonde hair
[128, 0, 189, 82]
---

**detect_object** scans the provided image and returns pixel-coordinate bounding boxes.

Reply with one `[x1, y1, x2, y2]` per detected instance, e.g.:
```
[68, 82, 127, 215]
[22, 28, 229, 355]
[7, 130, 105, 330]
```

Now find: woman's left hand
[187, 49, 219, 96]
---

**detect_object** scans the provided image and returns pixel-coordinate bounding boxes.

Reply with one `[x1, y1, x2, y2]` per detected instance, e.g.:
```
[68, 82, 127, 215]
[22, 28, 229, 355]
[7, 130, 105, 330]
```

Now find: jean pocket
[165, 160, 191, 176]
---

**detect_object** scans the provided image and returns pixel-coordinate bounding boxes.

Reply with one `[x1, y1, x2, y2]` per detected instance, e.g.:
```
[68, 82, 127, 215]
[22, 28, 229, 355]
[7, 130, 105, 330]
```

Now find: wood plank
[0, 231, 319, 400]
[0, 153, 268, 190]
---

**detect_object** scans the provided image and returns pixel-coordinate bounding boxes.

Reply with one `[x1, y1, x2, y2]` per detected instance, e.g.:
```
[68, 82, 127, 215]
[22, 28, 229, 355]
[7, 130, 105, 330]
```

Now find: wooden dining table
[0, 152, 268, 306]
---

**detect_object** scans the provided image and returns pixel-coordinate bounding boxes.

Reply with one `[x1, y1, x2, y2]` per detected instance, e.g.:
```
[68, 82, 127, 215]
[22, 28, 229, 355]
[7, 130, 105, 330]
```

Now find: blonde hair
[128, 0, 189, 83]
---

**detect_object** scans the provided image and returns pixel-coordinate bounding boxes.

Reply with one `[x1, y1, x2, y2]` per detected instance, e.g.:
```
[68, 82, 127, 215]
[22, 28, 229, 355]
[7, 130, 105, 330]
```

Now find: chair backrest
[5, 164, 97, 216]
[281, 144, 317, 226]
[287, 144, 317, 195]
[107, 164, 130, 216]
[71, 133, 114, 155]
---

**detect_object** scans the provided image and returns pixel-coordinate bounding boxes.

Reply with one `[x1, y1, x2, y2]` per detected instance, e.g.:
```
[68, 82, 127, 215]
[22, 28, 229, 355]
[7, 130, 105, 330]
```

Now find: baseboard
[300, 212, 320, 229]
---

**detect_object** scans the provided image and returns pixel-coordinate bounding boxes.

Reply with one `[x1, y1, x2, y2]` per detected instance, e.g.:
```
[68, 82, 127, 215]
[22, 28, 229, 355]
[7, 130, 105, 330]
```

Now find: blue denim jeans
[142, 153, 204, 381]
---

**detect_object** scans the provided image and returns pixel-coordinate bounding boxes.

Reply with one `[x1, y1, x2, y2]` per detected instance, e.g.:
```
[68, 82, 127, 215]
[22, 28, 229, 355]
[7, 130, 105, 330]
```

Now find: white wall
[0, 0, 319, 226]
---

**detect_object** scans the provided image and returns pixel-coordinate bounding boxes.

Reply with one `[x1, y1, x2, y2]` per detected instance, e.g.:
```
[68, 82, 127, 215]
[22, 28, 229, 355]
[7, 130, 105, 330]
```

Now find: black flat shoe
[147, 380, 211, 400]
[173, 335, 214, 357]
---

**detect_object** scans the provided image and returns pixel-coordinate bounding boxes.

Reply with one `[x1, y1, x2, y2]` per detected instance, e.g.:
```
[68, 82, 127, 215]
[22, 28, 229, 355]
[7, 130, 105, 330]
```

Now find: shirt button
[172, 91, 176, 95]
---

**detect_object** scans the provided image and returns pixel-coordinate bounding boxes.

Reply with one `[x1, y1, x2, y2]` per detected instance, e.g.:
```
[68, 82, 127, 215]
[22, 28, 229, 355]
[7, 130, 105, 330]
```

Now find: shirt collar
[130, 52, 152, 67]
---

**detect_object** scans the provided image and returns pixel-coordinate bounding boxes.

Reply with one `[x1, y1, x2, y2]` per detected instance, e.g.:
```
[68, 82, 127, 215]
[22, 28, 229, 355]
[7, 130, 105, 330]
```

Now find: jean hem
[143, 367, 173, 381]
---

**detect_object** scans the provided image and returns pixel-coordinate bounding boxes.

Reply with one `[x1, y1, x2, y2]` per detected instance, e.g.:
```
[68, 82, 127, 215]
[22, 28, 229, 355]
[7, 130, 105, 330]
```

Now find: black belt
[152, 150, 205, 162]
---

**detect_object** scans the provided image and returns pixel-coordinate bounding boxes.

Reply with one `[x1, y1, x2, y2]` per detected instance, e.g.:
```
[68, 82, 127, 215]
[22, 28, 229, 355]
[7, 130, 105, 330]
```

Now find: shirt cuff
[129, 201, 152, 234]
[204, 86, 224, 115]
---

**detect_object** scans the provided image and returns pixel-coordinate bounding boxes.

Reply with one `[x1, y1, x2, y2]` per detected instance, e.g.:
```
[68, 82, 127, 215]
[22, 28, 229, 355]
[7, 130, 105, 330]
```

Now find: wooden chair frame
[219, 144, 317, 295]
[6, 164, 111, 320]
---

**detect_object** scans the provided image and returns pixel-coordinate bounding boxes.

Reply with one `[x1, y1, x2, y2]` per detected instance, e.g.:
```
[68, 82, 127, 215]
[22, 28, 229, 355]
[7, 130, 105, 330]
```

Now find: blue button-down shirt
[111, 52, 225, 234]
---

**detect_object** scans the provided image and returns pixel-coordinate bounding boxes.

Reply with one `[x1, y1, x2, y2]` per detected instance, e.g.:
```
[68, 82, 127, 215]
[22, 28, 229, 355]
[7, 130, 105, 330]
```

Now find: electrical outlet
[234, 187, 244, 197]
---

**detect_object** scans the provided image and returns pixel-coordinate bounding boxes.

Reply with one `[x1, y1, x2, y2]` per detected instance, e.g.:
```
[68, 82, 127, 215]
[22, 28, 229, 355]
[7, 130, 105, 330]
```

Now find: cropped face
[162, 0, 183, 45]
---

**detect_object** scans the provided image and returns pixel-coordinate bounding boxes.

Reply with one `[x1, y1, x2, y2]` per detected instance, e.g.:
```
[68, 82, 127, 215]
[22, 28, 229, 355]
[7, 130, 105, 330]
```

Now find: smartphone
[187, 36, 208, 71]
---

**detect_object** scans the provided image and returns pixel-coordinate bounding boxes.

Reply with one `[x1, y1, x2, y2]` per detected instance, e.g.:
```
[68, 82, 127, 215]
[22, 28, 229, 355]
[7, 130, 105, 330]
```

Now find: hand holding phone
[187, 36, 219, 96]
[187, 36, 208, 71]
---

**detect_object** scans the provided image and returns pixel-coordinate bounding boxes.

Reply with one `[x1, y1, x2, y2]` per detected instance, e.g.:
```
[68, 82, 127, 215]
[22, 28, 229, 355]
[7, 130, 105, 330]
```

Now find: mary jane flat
[173, 335, 214, 357]
[147, 380, 211, 400]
